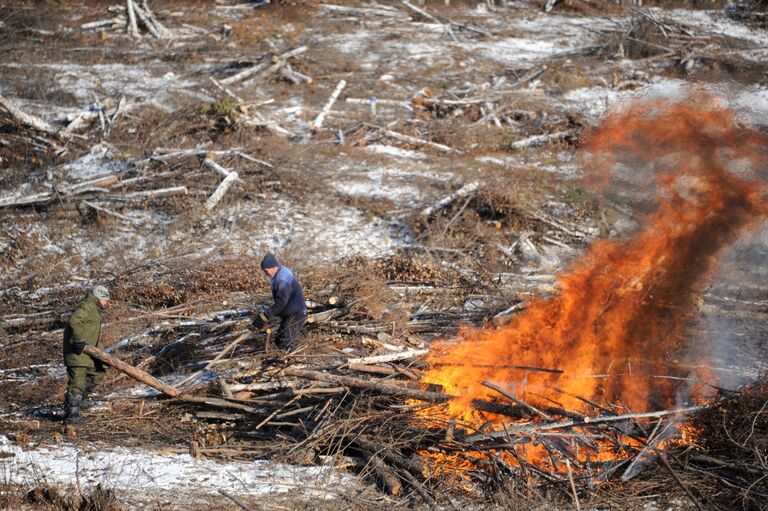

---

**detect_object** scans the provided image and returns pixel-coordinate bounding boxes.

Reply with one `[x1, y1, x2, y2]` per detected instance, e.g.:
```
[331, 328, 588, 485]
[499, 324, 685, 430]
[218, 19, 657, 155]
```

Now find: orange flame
[422, 93, 768, 435]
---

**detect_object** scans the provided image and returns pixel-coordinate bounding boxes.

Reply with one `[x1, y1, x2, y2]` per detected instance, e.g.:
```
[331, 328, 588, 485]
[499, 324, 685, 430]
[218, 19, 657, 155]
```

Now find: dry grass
[0, 483, 121, 511]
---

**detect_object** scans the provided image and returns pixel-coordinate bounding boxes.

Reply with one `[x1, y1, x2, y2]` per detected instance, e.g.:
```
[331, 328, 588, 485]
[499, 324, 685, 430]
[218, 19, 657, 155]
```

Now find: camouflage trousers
[66, 363, 106, 396]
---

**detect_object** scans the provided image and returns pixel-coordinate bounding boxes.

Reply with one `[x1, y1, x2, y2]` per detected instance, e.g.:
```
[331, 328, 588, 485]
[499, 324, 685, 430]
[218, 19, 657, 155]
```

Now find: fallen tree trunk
[0, 175, 120, 209]
[123, 185, 189, 200]
[368, 452, 403, 496]
[465, 404, 706, 442]
[353, 435, 430, 478]
[509, 131, 572, 150]
[419, 181, 478, 218]
[283, 368, 451, 403]
[346, 349, 428, 365]
[125, 0, 140, 37]
[310, 79, 347, 132]
[221, 46, 307, 86]
[382, 128, 456, 153]
[83, 345, 181, 397]
[80, 17, 127, 30]
[206, 171, 240, 210]
[0, 95, 67, 139]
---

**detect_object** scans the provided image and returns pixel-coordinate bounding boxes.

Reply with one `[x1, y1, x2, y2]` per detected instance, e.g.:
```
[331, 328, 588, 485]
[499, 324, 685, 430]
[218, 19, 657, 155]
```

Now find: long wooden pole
[283, 367, 451, 403]
[83, 345, 181, 397]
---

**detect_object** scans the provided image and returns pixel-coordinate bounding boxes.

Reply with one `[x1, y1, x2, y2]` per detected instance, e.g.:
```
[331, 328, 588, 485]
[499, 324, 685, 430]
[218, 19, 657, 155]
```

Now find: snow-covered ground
[0, 435, 356, 504]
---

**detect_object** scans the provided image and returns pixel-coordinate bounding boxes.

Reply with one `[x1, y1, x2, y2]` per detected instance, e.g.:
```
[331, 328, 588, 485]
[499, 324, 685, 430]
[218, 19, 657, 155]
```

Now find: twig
[565, 459, 581, 511]
[657, 451, 706, 511]
[482, 380, 551, 419]
[217, 489, 255, 511]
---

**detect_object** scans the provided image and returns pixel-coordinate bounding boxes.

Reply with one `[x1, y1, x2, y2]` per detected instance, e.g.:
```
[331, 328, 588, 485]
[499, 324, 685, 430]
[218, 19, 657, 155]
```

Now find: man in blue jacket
[256, 253, 307, 350]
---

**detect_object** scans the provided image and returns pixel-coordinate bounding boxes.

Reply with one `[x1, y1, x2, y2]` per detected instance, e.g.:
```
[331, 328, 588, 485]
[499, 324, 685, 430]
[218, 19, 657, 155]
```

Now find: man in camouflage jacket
[62, 285, 110, 424]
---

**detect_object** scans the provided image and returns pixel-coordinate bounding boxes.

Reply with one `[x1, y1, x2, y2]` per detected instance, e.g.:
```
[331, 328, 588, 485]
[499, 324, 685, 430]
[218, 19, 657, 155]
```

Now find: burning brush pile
[410, 91, 768, 506]
[76, 91, 767, 508]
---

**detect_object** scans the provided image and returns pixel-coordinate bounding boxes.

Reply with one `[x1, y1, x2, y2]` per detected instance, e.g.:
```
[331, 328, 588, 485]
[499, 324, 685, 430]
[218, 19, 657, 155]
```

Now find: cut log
[346, 97, 412, 109]
[227, 381, 298, 392]
[310, 79, 347, 132]
[0, 95, 67, 139]
[218, 377, 235, 399]
[141, 1, 172, 38]
[63, 111, 98, 133]
[306, 307, 346, 324]
[208, 77, 243, 103]
[206, 171, 241, 210]
[180, 395, 260, 413]
[283, 368, 451, 403]
[221, 46, 307, 86]
[68, 175, 120, 193]
[401, 0, 443, 24]
[0, 175, 120, 209]
[465, 405, 706, 442]
[281, 64, 312, 85]
[125, 0, 140, 38]
[81, 17, 127, 30]
[347, 363, 397, 376]
[354, 435, 430, 478]
[320, 4, 409, 19]
[367, 453, 402, 496]
[346, 349, 428, 365]
[82, 345, 181, 397]
[509, 131, 572, 150]
[419, 181, 478, 218]
[123, 185, 188, 200]
[202, 158, 242, 181]
[382, 128, 456, 153]
[131, 2, 161, 38]
[620, 420, 666, 482]
[82, 201, 140, 225]
[241, 115, 294, 138]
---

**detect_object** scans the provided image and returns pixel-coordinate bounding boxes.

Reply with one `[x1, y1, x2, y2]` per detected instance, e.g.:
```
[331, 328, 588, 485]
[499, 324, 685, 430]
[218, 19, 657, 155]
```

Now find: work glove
[73, 342, 86, 355]
[251, 311, 269, 331]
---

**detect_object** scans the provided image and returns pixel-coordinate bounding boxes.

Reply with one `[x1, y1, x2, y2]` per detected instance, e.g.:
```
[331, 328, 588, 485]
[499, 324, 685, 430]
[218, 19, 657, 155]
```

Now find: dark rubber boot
[63, 392, 85, 425]
[81, 382, 96, 411]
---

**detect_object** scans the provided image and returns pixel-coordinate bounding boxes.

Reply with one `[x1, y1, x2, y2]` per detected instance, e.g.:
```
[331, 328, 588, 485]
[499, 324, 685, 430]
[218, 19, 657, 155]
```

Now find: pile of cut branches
[88, 318, 767, 509]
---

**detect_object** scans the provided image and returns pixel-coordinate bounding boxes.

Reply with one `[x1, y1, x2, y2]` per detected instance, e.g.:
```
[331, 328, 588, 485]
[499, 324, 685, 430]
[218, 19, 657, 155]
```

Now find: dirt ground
[1, 0, 767, 509]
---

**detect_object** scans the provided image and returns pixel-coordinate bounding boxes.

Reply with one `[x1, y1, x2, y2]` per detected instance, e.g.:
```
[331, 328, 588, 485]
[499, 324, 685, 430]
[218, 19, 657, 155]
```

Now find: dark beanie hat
[261, 253, 279, 270]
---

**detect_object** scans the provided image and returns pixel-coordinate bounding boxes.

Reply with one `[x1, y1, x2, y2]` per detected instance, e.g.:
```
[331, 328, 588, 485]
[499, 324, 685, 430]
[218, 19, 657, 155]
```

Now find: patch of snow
[0, 435, 355, 499]
[203, 196, 401, 262]
[666, 9, 768, 47]
[733, 86, 768, 126]
[462, 37, 563, 64]
[563, 78, 687, 120]
[476, 156, 507, 166]
[364, 144, 427, 160]
[566, 81, 768, 129]
[60, 144, 130, 182]
[335, 179, 423, 203]
[476, 152, 580, 179]
[2, 62, 210, 110]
